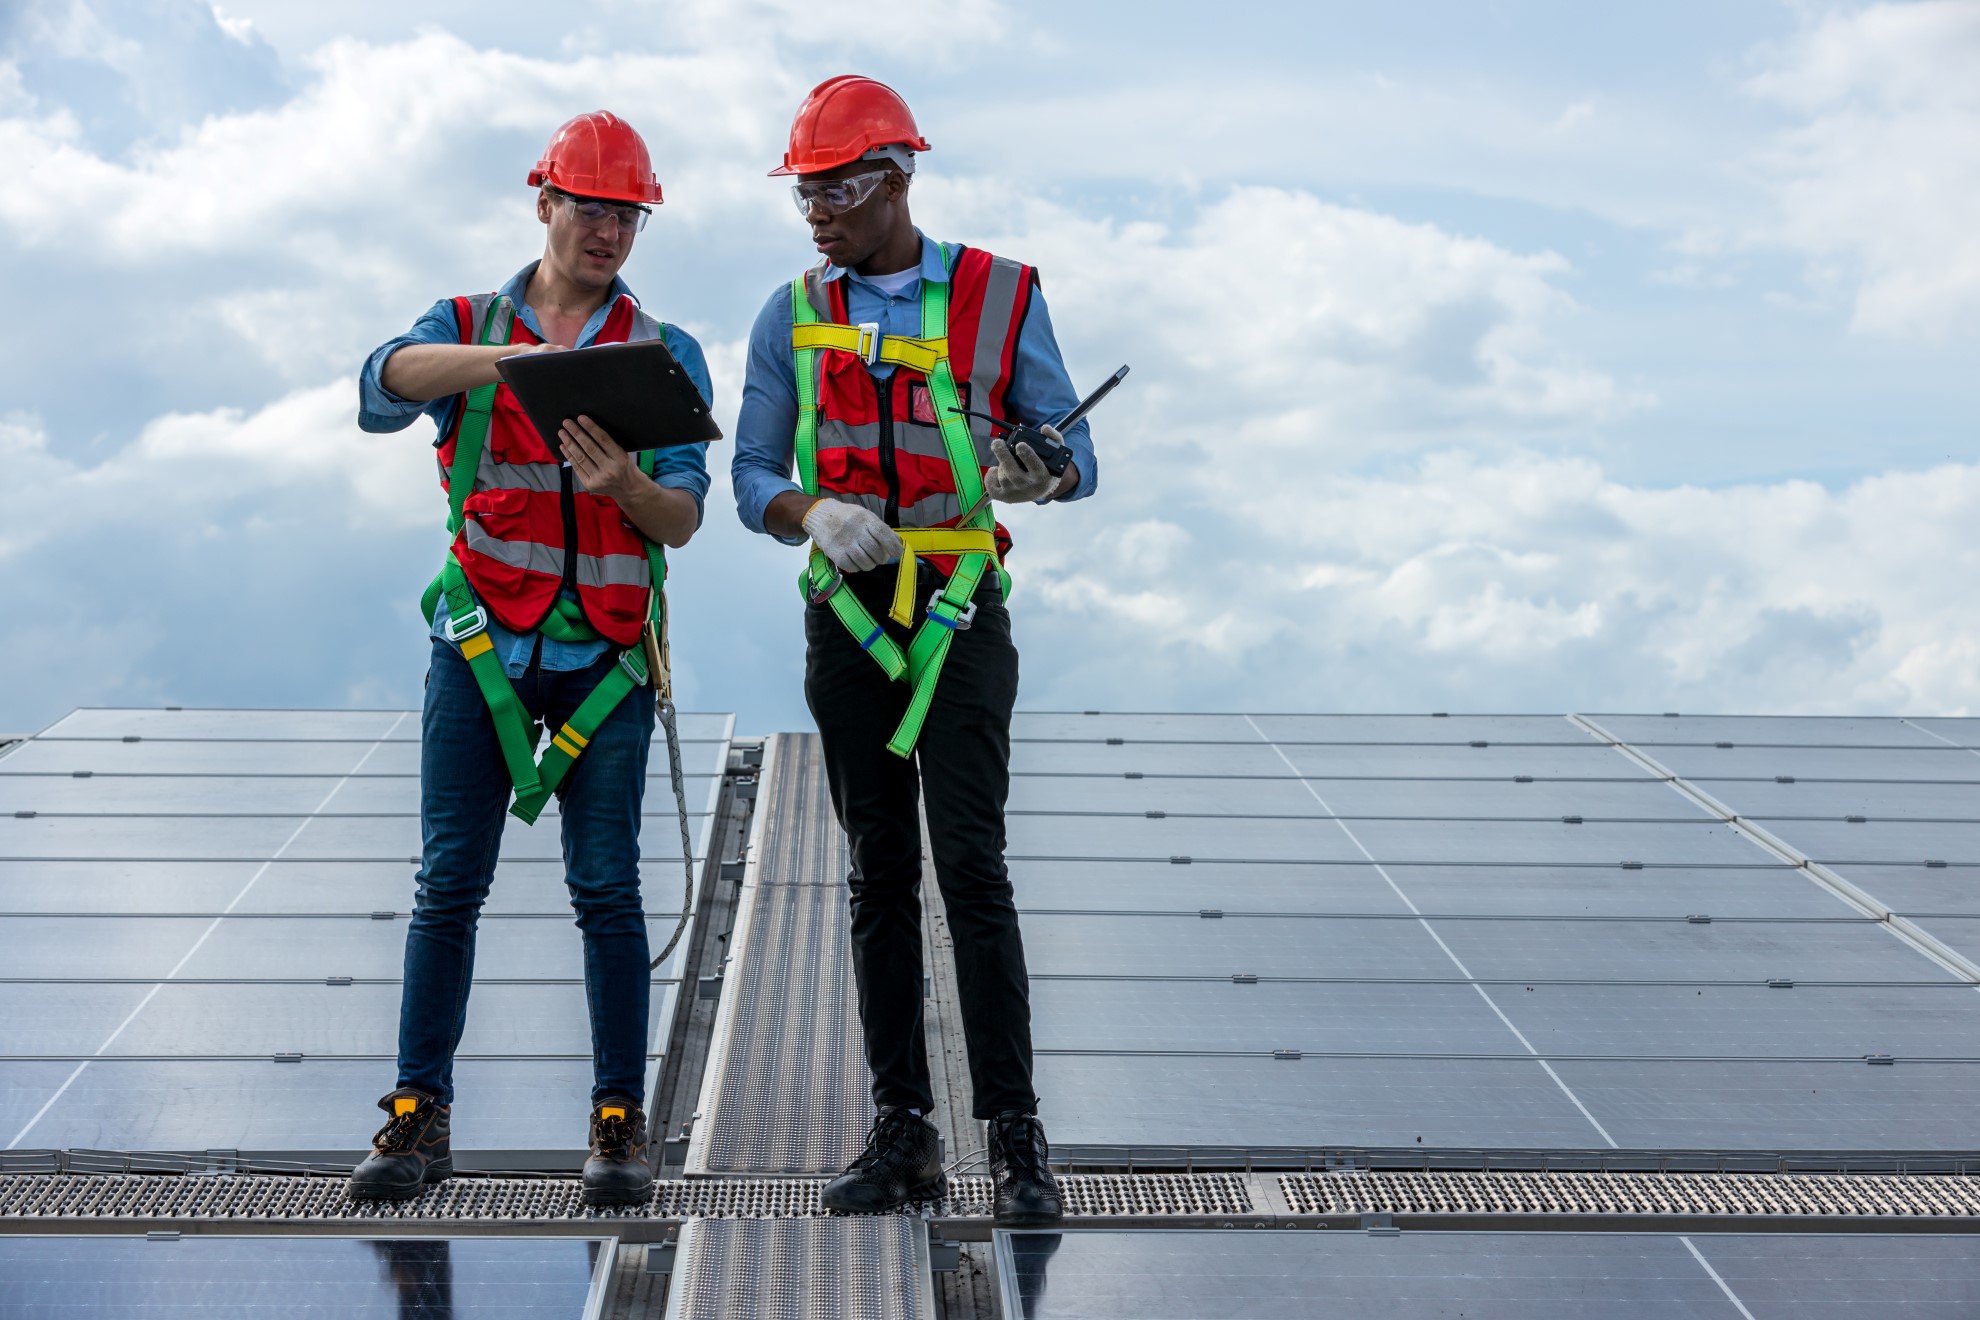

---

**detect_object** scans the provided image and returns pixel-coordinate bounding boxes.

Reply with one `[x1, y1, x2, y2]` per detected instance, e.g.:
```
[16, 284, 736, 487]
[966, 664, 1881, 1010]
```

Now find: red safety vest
[435, 292, 659, 647]
[802, 246, 1034, 567]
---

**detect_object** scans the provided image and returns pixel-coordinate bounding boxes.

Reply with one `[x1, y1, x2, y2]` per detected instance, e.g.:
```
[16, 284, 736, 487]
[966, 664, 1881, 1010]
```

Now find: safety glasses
[790, 170, 890, 218]
[548, 188, 651, 233]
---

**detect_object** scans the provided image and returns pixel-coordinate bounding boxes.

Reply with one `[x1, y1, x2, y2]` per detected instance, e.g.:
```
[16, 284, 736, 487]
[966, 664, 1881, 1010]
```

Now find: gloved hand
[803, 498, 902, 574]
[983, 425, 1064, 503]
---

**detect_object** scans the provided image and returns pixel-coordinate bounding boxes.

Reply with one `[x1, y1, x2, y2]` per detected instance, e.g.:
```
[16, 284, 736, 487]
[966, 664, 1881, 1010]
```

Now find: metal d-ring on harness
[416, 293, 698, 968]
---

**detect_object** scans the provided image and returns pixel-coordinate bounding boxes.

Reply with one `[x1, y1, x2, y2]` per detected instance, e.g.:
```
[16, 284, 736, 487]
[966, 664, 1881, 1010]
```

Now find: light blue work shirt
[732, 231, 1096, 544]
[359, 262, 712, 677]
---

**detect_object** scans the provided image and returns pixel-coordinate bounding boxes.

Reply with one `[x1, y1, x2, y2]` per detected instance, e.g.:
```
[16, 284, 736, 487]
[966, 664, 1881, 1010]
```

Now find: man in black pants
[733, 76, 1097, 1226]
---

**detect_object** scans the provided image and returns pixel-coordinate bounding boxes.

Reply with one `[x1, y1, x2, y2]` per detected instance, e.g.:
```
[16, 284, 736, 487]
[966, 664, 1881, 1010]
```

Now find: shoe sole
[582, 1181, 656, 1208]
[346, 1157, 453, 1203]
[995, 1207, 1065, 1227]
[819, 1173, 948, 1215]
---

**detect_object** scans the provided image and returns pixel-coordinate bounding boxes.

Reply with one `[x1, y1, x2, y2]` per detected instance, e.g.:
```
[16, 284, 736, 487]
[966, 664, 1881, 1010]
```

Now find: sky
[1, 0, 1976, 735]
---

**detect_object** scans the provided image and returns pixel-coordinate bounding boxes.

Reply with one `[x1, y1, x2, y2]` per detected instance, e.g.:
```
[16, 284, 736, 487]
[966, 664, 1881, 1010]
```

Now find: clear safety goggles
[790, 170, 890, 218]
[548, 188, 651, 234]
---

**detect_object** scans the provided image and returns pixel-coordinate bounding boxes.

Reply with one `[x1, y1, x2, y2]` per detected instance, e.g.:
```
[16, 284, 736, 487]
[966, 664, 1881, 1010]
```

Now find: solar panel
[994, 1229, 1980, 1320]
[0, 1234, 612, 1318]
[0, 706, 731, 1161]
[1005, 711, 1980, 1161]
[15, 1058, 621, 1152]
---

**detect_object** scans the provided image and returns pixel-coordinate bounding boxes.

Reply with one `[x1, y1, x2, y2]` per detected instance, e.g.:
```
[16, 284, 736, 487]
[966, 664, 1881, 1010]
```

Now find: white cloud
[1009, 452, 1980, 716]
[1744, 1, 1980, 339]
[935, 184, 1635, 472]
[0, 382, 431, 567]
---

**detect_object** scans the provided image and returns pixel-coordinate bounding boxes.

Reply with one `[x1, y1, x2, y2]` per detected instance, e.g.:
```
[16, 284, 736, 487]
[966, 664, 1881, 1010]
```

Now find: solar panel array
[0, 707, 731, 1161]
[995, 1229, 1980, 1320]
[1004, 713, 1980, 1158]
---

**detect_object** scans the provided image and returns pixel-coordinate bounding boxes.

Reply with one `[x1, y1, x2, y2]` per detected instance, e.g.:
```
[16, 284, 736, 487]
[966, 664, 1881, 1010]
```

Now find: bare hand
[506, 341, 569, 359]
[559, 414, 644, 502]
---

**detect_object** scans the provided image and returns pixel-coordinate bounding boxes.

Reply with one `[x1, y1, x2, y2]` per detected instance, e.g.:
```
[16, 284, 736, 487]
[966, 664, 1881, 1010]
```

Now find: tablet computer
[495, 339, 722, 451]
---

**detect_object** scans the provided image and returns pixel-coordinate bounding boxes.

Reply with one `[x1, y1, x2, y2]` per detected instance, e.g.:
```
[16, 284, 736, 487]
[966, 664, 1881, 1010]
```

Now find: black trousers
[804, 566, 1037, 1119]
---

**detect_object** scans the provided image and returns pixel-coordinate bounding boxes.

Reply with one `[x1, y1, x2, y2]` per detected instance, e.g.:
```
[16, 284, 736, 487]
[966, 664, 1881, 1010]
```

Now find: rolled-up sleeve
[1006, 286, 1097, 503]
[358, 298, 463, 436]
[732, 285, 807, 544]
[650, 324, 714, 526]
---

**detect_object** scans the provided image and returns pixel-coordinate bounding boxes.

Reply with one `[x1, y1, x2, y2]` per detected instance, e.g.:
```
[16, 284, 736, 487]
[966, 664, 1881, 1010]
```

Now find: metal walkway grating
[687, 735, 870, 1177]
[0, 1172, 1250, 1227]
[663, 1217, 934, 1320]
[1281, 1170, 1980, 1220]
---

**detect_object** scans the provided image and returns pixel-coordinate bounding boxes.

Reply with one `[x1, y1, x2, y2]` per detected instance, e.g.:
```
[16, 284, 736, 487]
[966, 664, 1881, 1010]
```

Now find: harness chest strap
[789, 254, 999, 758]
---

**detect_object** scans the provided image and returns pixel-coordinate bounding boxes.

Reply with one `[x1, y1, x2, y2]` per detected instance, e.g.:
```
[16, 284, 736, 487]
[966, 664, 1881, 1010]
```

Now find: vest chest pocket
[489, 387, 557, 465]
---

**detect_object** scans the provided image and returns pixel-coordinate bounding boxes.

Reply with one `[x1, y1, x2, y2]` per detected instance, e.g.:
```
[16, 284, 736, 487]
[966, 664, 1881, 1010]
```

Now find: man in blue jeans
[345, 113, 709, 1206]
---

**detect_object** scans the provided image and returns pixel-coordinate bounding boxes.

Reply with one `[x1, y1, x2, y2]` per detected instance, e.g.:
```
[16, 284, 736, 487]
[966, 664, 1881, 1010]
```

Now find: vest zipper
[558, 464, 580, 597]
[874, 370, 900, 527]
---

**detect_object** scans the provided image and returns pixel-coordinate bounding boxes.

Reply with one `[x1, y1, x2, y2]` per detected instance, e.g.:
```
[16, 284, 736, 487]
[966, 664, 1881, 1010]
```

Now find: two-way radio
[949, 365, 1129, 525]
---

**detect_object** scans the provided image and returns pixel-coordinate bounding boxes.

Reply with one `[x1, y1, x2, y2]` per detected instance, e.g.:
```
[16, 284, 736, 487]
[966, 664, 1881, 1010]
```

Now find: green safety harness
[418, 295, 697, 968]
[790, 246, 1010, 760]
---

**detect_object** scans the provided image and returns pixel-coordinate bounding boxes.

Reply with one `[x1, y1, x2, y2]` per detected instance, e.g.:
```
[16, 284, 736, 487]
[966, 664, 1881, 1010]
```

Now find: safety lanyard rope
[790, 248, 1000, 758]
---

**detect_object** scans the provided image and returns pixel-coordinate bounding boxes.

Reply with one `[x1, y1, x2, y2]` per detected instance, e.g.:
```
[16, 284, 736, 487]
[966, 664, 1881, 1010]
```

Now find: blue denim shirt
[732, 232, 1096, 543]
[359, 262, 712, 675]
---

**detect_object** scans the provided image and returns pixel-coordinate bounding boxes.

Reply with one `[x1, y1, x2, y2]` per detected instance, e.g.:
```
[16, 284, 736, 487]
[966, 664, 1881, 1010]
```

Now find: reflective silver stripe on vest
[817, 489, 962, 528]
[577, 552, 653, 590]
[816, 417, 955, 464]
[971, 256, 1025, 425]
[463, 522, 562, 576]
[817, 491, 890, 522]
[464, 523, 652, 591]
[902, 490, 961, 526]
[476, 450, 560, 492]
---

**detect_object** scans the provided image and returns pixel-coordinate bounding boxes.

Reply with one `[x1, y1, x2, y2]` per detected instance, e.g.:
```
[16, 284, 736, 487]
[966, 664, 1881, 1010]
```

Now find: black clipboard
[495, 339, 722, 451]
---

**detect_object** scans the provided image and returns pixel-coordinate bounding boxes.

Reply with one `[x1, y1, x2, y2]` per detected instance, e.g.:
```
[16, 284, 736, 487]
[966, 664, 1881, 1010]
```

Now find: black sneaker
[989, 1110, 1062, 1226]
[348, 1088, 452, 1201]
[819, 1107, 945, 1213]
[582, 1098, 656, 1207]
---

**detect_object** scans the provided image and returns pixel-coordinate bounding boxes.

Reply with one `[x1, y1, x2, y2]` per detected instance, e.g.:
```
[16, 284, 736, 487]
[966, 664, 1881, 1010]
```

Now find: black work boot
[348, 1088, 452, 1201]
[819, 1107, 945, 1213]
[988, 1110, 1063, 1226]
[582, 1097, 657, 1207]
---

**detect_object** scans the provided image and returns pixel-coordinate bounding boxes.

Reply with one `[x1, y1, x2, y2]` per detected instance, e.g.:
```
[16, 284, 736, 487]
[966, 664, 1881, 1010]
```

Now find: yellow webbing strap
[790, 322, 949, 375]
[888, 529, 999, 626]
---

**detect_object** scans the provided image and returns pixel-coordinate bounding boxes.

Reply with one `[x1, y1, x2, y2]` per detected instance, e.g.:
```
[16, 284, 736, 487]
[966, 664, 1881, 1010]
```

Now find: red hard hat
[528, 112, 664, 204]
[769, 75, 931, 177]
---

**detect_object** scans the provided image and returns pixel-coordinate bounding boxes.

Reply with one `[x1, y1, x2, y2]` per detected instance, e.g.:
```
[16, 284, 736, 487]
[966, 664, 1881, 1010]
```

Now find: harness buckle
[928, 587, 977, 631]
[619, 648, 649, 687]
[807, 566, 845, 606]
[440, 606, 489, 643]
[855, 321, 882, 365]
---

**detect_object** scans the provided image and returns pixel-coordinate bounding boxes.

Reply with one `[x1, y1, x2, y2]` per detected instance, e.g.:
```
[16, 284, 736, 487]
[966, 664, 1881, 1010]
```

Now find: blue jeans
[397, 638, 656, 1107]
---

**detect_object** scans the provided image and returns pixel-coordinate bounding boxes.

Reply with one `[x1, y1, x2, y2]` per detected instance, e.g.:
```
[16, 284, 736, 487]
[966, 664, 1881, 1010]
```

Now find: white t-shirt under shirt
[857, 267, 919, 298]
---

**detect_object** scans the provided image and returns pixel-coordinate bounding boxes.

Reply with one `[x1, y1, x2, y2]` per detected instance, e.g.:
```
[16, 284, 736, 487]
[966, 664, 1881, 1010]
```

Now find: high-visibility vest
[789, 243, 1033, 758]
[436, 291, 660, 648]
[418, 291, 671, 824]
[798, 245, 1033, 567]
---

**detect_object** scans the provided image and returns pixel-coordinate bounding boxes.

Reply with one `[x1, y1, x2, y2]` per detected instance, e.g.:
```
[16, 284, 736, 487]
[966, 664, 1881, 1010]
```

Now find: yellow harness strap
[888, 528, 999, 626]
[791, 323, 950, 375]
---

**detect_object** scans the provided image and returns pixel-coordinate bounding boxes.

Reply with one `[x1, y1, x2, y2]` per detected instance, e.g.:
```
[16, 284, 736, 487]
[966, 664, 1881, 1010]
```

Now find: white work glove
[803, 498, 902, 574]
[982, 425, 1063, 503]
